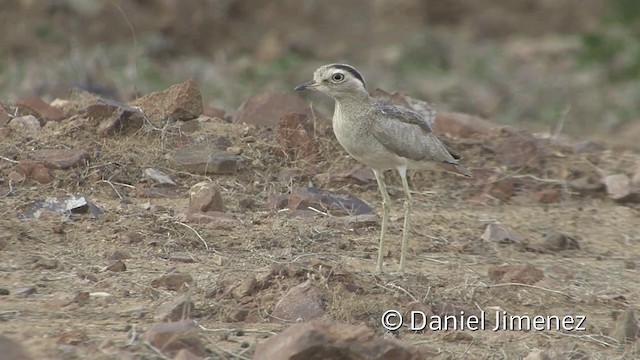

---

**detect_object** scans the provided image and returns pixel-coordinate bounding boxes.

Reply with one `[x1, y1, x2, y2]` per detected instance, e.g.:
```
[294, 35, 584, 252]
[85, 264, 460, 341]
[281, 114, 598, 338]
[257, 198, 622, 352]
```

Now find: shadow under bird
[294, 63, 471, 274]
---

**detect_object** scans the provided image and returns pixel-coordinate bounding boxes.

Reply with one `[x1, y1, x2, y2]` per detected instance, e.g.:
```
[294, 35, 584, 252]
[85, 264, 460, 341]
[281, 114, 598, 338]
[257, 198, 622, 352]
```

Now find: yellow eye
[331, 73, 345, 82]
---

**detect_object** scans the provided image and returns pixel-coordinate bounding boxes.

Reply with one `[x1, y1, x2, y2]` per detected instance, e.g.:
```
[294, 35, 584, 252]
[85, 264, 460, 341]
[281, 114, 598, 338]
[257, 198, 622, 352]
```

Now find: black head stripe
[331, 64, 366, 88]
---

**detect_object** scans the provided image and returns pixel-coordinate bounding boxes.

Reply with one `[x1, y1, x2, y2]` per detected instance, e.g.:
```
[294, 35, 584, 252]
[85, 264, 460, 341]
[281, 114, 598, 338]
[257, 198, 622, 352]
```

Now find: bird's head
[294, 63, 367, 100]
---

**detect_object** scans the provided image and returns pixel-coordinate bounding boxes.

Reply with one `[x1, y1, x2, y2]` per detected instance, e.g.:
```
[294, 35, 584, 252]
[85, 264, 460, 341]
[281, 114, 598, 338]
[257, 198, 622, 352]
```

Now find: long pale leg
[373, 169, 391, 274]
[398, 167, 412, 274]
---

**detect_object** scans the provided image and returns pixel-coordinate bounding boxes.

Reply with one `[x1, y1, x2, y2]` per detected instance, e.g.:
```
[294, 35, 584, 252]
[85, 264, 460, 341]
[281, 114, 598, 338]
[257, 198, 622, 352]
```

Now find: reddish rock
[542, 231, 580, 251]
[268, 187, 373, 216]
[487, 264, 544, 285]
[131, 79, 203, 125]
[254, 320, 428, 360]
[188, 182, 224, 213]
[8, 171, 25, 183]
[484, 178, 515, 201]
[0, 335, 32, 360]
[434, 112, 495, 138]
[270, 281, 325, 323]
[232, 276, 258, 299]
[493, 127, 542, 169]
[84, 98, 144, 136]
[8, 115, 41, 133]
[167, 148, 237, 175]
[531, 189, 561, 203]
[144, 320, 205, 357]
[151, 273, 194, 291]
[233, 91, 312, 128]
[17, 96, 64, 123]
[276, 113, 319, 162]
[16, 160, 52, 184]
[155, 295, 194, 322]
[30, 149, 89, 169]
[317, 166, 376, 185]
[202, 105, 227, 120]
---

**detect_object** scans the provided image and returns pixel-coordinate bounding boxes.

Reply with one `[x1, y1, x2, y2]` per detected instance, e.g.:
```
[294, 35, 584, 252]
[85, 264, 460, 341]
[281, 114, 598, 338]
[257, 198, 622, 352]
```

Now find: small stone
[17, 96, 64, 122]
[0, 288, 9, 295]
[270, 281, 325, 323]
[268, 187, 373, 216]
[106, 260, 127, 272]
[144, 168, 177, 186]
[232, 276, 258, 299]
[603, 174, 640, 203]
[8, 115, 41, 133]
[542, 231, 580, 251]
[493, 127, 542, 170]
[531, 189, 561, 203]
[167, 148, 237, 175]
[85, 98, 145, 136]
[144, 320, 205, 357]
[14, 287, 37, 297]
[487, 264, 544, 285]
[30, 149, 89, 169]
[481, 223, 521, 244]
[188, 182, 224, 213]
[151, 273, 194, 291]
[155, 295, 194, 322]
[238, 196, 256, 210]
[131, 79, 203, 125]
[122, 232, 143, 244]
[253, 320, 422, 360]
[233, 91, 312, 128]
[611, 308, 638, 343]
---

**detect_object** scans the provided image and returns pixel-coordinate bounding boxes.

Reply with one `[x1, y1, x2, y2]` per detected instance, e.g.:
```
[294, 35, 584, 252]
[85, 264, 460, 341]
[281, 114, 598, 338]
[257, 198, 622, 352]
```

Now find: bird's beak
[293, 80, 317, 91]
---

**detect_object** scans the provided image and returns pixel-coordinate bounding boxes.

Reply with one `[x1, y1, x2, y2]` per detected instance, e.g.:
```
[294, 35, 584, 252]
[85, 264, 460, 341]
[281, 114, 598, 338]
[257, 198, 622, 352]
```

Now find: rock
[603, 174, 640, 203]
[131, 79, 203, 125]
[106, 260, 127, 272]
[0, 335, 33, 360]
[144, 320, 205, 357]
[233, 91, 312, 128]
[121, 232, 143, 244]
[329, 214, 379, 228]
[487, 264, 544, 285]
[434, 112, 495, 138]
[531, 189, 561, 204]
[268, 187, 373, 216]
[542, 231, 580, 251]
[483, 178, 515, 201]
[611, 308, 638, 343]
[523, 349, 552, 360]
[493, 127, 542, 169]
[14, 287, 37, 297]
[20, 194, 103, 219]
[17, 96, 64, 122]
[254, 319, 425, 360]
[232, 276, 258, 299]
[151, 273, 194, 291]
[275, 113, 319, 162]
[569, 177, 605, 194]
[30, 149, 89, 169]
[167, 148, 237, 175]
[8, 115, 41, 133]
[0, 288, 9, 295]
[144, 168, 177, 186]
[155, 295, 194, 322]
[15, 160, 52, 184]
[270, 281, 325, 323]
[202, 104, 227, 120]
[481, 223, 522, 244]
[85, 97, 145, 135]
[188, 182, 224, 213]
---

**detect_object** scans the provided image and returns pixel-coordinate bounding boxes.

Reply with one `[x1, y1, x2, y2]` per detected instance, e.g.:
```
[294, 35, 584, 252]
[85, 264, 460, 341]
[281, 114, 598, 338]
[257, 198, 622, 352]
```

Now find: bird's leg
[398, 167, 412, 274]
[373, 169, 390, 274]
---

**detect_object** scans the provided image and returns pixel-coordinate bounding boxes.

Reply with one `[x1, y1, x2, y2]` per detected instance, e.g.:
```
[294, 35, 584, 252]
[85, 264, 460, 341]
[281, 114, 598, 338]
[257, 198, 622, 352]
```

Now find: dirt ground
[1, 108, 639, 359]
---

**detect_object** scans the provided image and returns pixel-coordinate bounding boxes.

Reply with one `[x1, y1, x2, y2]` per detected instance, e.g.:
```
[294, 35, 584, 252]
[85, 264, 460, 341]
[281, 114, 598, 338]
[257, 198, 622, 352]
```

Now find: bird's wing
[371, 101, 471, 176]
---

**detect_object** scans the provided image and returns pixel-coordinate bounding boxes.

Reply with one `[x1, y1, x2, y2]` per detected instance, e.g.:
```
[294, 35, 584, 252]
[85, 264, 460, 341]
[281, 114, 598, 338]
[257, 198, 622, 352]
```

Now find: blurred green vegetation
[580, 0, 640, 81]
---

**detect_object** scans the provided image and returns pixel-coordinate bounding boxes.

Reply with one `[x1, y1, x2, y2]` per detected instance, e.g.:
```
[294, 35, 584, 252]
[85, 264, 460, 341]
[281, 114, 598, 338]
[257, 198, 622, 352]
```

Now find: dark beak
[293, 80, 316, 91]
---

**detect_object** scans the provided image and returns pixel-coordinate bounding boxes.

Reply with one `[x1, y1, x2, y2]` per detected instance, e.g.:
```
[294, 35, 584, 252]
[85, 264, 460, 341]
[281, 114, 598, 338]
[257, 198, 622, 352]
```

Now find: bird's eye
[331, 73, 345, 83]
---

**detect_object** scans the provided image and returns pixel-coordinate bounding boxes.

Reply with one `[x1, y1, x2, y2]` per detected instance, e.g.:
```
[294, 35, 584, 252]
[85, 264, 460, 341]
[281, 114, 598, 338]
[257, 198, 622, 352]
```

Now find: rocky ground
[0, 78, 639, 359]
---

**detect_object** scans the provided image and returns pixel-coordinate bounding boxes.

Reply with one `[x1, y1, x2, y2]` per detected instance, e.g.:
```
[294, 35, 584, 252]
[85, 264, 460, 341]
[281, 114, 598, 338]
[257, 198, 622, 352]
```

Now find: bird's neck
[333, 91, 372, 112]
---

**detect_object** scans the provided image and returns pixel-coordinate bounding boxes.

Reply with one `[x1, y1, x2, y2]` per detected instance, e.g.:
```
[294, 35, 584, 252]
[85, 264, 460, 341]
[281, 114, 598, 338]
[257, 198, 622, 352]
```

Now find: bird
[294, 63, 471, 274]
